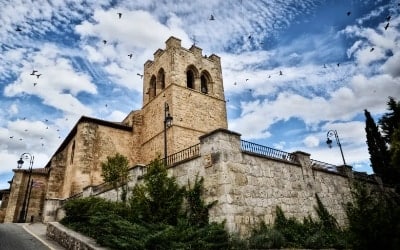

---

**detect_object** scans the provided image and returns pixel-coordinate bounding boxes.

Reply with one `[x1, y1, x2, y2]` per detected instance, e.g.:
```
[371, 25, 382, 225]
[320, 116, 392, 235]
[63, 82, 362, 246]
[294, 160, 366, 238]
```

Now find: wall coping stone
[199, 128, 241, 140]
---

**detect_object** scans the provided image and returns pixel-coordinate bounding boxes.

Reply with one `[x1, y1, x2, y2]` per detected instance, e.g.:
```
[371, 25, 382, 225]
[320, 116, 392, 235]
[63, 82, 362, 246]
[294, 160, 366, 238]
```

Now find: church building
[1, 36, 228, 223]
[1, 37, 378, 235]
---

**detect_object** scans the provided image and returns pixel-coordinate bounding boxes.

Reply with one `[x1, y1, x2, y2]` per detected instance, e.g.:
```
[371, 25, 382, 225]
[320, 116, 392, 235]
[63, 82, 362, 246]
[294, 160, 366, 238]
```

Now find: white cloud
[303, 136, 320, 148]
[4, 44, 96, 116]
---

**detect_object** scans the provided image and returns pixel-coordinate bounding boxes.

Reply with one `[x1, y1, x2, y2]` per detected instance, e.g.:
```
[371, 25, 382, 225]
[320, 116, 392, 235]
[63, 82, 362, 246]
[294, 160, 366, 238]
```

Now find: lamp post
[16, 153, 34, 223]
[164, 102, 173, 166]
[326, 130, 346, 166]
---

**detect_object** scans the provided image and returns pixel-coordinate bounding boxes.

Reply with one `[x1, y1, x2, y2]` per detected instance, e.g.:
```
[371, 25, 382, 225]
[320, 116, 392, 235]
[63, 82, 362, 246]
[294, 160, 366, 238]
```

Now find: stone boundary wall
[52, 129, 380, 236]
[46, 222, 108, 250]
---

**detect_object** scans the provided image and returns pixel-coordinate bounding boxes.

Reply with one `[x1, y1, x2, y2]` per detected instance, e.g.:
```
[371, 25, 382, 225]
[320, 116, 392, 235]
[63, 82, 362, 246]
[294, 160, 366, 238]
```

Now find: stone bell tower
[139, 36, 228, 164]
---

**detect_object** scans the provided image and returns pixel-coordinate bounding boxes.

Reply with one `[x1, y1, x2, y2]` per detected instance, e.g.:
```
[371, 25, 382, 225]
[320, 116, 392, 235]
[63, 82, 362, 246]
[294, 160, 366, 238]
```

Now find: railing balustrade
[165, 143, 200, 166]
[240, 140, 297, 163]
[310, 159, 339, 173]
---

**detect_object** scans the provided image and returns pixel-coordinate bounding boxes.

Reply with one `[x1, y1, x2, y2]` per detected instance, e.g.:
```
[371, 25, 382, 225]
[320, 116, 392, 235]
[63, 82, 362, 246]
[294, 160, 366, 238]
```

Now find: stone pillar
[337, 165, 353, 178]
[199, 129, 242, 233]
[292, 151, 312, 180]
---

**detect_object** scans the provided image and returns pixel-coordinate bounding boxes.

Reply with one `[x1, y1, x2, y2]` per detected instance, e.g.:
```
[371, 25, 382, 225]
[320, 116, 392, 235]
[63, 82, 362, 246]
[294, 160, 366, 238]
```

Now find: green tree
[379, 97, 400, 145]
[364, 109, 391, 182]
[391, 128, 400, 168]
[101, 153, 130, 202]
[346, 182, 400, 250]
[129, 158, 185, 225]
[185, 175, 217, 227]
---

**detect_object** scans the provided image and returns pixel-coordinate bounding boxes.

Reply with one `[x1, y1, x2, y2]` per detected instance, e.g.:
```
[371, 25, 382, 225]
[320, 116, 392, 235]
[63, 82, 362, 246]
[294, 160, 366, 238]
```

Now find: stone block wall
[81, 129, 359, 236]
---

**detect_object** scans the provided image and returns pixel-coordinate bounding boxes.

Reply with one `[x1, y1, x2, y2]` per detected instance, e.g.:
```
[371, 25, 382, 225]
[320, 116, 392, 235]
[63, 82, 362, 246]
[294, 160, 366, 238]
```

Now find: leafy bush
[61, 158, 230, 249]
[249, 195, 347, 249]
[248, 222, 284, 249]
[129, 158, 185, 225]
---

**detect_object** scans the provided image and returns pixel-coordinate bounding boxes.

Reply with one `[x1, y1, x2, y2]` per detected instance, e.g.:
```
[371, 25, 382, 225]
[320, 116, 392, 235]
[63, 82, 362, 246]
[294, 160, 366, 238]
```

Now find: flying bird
[9, 136, 13, 139]
[279, 70, 283, 75]
[337, 63, 340, 67]
[137, 73, 144, 79]
[36, 74, 42, 78]
[30, 70, 37, 75]
[347, 11, 351, 16]
[15, 26, 22, 32]
[44, 119, 48, 122]
[268, 75, 271, 78]
[323, 64, 327, 68]
[105, 104, 108, 107]
[209, 14, 215, 21]
[103, 40, 107, 44]
[118, 13, 122, 19]
[384, 22, 390, 30]
[386, 15, 391, 22]
[370, 47, 375, 52]
[245, 79, 249, 82]
[33, 82, 37, 86]
[234, 82, 237, 85]
[128, 53, 133, 59]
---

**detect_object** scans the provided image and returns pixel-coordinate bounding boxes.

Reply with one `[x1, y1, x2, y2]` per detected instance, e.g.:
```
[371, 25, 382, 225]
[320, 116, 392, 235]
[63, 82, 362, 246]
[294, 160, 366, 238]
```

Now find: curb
[22, 223, 58, 250]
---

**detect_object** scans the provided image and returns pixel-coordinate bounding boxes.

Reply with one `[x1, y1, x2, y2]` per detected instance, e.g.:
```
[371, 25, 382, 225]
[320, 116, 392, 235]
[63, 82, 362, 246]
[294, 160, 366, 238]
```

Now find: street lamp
[16, 153, 34, 223]
[326, 130, 347, 166]
[164, 102, 173, 165]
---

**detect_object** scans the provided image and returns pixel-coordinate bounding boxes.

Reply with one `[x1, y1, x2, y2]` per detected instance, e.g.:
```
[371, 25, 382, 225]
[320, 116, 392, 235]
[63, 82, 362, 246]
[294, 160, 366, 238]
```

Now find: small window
[158, 68, 165, 89]
[201, 75, 208, 94]
[150, 76, 156, 99]
[70, 140, 75, 164]
[187, 70, 194, 89]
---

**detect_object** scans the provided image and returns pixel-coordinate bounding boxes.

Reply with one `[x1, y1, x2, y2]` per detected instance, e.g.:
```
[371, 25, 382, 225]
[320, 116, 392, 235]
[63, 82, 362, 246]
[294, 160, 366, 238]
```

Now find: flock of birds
[7, 3, 399, 149]
[223, 8, 396, 95]
[9, 12, 148, 149]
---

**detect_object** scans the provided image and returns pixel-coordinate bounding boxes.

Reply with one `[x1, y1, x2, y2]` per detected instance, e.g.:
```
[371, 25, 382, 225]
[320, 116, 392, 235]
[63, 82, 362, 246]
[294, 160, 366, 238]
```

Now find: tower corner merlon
[209, 54, 221, 64]
[189, 45, 203, 56]
[165, 36, 182, 50]
[154, 48, 164, 61]
[144, 60, 154, 69]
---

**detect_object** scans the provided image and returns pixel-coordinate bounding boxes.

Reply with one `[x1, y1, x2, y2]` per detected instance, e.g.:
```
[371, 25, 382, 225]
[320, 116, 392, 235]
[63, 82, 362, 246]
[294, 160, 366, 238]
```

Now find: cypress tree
[379, 97, 400, 145]
[364, 109, 391, 182]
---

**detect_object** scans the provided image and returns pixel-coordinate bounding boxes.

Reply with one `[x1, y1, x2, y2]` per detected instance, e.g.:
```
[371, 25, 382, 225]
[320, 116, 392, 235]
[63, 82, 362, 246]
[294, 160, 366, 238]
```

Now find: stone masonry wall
[84, 129, 356, 236]
[25, 173, 48, 223]
[63, 122, 135, 198]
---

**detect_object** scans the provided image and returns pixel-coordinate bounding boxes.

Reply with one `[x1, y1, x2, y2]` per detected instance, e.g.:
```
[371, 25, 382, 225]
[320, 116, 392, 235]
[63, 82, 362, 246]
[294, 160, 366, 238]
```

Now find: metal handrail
[165, 143, 200, 166]
[241, 140, 297, 163]
[310, 159, 339, 173]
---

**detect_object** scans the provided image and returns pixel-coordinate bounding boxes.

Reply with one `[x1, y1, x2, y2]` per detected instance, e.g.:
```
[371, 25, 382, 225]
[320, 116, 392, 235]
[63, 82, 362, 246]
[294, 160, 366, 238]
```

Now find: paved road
[0, 223, 50, 250]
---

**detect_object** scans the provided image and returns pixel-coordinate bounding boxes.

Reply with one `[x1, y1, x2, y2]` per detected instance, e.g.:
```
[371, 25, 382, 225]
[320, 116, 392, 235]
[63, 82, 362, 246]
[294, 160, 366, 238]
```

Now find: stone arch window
[200, 71, 212, 94]
[201, 75, 208, 94]
[186, 70, 195, 89]
[157, 68, 166, 89]
[149, 75, 156, 99]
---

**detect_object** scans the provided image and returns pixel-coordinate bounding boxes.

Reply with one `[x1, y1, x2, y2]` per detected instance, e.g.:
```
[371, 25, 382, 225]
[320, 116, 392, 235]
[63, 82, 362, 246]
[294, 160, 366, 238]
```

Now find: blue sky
[0, 0, 399, 189]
